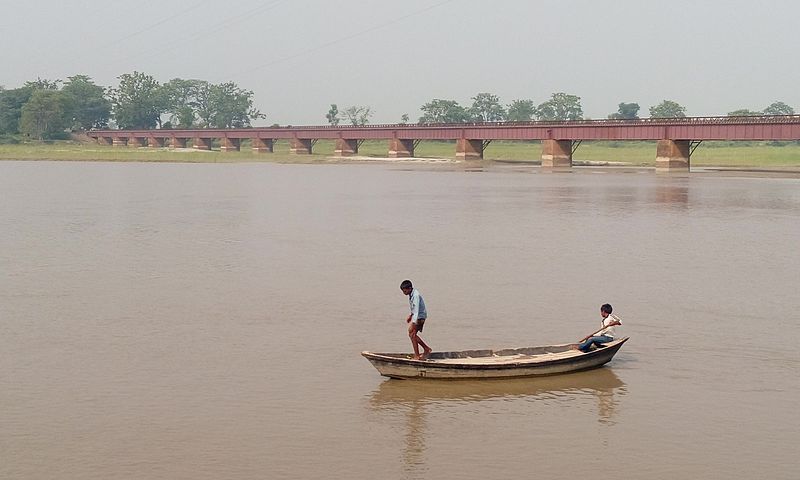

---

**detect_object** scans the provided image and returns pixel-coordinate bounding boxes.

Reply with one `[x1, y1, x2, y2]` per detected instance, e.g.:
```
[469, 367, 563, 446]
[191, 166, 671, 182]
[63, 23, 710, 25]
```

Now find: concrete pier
[456, 139, 483, 160]
[251, 138, 273, 153]
[335, 138, 359, 156]
[388, 138, 414, 158]
[655, 139, 691, 172]
[541, 139, 572, 168]
[127, 137, 144, 148]
[192, 137, 211, 150]
[220, 138, 240, 152]
[290, 138, 313, 154]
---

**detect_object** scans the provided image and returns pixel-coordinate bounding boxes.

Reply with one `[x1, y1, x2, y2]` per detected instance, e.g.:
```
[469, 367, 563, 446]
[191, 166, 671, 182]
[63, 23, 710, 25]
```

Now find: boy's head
[600, 303, 613, 316]
[400, 279, 413, 294]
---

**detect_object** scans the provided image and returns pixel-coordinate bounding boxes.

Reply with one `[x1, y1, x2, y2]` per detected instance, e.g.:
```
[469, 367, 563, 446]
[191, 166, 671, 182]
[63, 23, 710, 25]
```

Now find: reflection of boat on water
[369, 366, 626, 407]
[362, 337, 628, 379]
[368, 367, 627, 477]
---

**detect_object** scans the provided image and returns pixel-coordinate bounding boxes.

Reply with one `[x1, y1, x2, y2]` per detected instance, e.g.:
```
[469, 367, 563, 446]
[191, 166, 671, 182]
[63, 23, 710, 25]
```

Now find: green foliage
[468, 92, 506, 122]
[343, 105, 372, 125]
[608, 102, 640, 119]
[400, 113, 409, 124]
[205, 82, 263, 128]
[537, 93, 583, 121]
[20, 89, 68, 140]
[162, 78, 206, 128]
[326, 104, 340, 125]
[649, 100, 687, 118]
[189, 81, 263, 128]
[0, 86, 34, 134]
[109, 72, 167, 129]
[61, 75, 111, 130]
[506, 99, 537, 122]
[727, 108, 762, 117]
[763, 101, 795, 116]
[24, 78, 61, 91]
[419, 99, 469, 123]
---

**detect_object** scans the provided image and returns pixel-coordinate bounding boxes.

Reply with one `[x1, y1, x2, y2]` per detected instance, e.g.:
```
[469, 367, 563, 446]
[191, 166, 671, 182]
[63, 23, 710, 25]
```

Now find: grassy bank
[1, 140, 799, 167]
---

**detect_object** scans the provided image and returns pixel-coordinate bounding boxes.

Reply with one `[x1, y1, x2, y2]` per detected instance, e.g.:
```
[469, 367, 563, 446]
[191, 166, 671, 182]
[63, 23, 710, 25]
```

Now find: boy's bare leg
[417, 337, 432, 359]
[408, 323, 421, 359]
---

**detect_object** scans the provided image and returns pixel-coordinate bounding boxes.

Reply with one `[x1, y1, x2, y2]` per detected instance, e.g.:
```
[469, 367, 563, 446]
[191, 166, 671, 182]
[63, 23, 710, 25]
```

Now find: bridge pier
[335, 138, 359, 156]
[147, 136, 165, 148]
[170, 137, 188, 149]
[193, 137, 211, 150]
[97, 136, 111, 146]
[389, 138, 415, 157]
[251, 138, 273, 153]
[220, 137, 240, 152]
[541, 139, 573, 168]
[290, 138, 313, 154]
[656, 140, 690, 172]
[127, 136, 144, 148]
[456, 139, 483, 160]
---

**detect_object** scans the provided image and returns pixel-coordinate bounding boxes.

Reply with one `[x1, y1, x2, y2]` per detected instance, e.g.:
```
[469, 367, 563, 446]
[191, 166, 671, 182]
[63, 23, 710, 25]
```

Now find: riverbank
[1, 139, 799, 168]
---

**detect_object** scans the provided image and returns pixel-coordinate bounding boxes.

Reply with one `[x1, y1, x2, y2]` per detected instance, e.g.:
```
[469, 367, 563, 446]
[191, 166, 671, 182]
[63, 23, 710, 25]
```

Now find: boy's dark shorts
[414, 318, 426, 332]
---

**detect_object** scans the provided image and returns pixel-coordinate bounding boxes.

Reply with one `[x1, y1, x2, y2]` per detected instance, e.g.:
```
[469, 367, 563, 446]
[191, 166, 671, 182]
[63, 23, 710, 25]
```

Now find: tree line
[1, 73, 797, 141]
[344, 93, 793, 125]
[0, 72, 263, 140]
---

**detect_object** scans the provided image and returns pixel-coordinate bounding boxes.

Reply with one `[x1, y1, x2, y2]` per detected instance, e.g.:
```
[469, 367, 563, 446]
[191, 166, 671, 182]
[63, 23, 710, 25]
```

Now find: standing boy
[400, 280, 432, 360]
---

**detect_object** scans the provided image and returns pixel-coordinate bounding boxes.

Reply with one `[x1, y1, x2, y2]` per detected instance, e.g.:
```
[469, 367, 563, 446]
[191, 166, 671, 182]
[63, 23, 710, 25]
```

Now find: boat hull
[362, 337, 628, 379]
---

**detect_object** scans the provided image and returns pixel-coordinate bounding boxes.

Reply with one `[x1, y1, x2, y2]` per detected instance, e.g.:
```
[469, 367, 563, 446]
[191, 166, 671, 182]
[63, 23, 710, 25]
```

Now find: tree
[727, 108, 762, 117]
[400, 113, 409, 124]
[0, 79, 60, 134]
[61, 75, 111, 130]
[24, 78, 61, 91]
[326, 104, 340, 125]
[506, 99, 537, 122]
[468, 92, 506, 122]
[162, 78, 205, 128]
[206, 82, 264, 128]
[194, 81, 214, 127]
[763, 101, 795, 116]
[608, 102, 640, 119]
[418, 99, 469, 123]
[537, 92, 583, 121]
[110, 72, 168, 129]
[20, 89, 68, 140]
[343, 105, 372, 125]
[649, 100, 687, 118]
[0, 86, 34, 134]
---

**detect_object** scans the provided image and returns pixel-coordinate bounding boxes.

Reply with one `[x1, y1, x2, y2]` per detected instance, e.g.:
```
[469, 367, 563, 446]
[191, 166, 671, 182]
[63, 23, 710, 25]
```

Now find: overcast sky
[2, 0, 798, 125]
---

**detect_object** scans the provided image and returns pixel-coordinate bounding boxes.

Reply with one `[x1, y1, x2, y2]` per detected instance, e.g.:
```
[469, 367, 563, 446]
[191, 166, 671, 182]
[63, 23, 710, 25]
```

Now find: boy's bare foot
[421, 348, 432, 360]
[569, 344, 580, 350]
[412, 354, 422, 360]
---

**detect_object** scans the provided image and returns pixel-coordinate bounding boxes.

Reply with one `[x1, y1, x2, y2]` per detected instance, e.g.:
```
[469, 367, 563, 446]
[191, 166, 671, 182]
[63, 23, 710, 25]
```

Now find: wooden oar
[579, 314, 622, 342]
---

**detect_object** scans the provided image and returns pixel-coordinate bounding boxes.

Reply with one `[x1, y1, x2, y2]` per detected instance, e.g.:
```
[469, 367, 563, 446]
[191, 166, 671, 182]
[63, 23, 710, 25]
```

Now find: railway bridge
[87, 115, 800, 172]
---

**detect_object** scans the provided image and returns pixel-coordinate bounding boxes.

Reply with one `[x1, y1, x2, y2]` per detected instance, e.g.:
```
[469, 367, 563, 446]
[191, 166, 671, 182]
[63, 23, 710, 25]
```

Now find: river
[1, 161, 798, 479]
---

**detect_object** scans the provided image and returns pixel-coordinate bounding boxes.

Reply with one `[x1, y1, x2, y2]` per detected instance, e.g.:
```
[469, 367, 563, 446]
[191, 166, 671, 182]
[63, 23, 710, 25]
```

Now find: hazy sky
[2, 0, 798, 125]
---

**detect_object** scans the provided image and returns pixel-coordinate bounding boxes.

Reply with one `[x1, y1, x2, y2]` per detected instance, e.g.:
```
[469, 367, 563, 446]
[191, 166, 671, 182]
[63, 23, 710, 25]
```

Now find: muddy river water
[1, 161, 798, 479]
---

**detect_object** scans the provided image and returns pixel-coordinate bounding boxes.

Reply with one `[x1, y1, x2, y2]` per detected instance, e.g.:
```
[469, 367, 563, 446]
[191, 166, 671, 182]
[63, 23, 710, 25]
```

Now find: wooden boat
[362, 337, 628, 379]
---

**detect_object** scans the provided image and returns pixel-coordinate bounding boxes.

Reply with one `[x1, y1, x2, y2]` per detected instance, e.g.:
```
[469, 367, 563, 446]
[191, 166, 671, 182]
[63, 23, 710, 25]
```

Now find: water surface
[1, 161, 798, 479]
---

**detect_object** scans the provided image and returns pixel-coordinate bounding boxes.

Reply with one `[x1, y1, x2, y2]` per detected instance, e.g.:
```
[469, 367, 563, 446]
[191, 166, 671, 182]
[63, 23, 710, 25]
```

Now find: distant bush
[0, 134, 22, 144]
